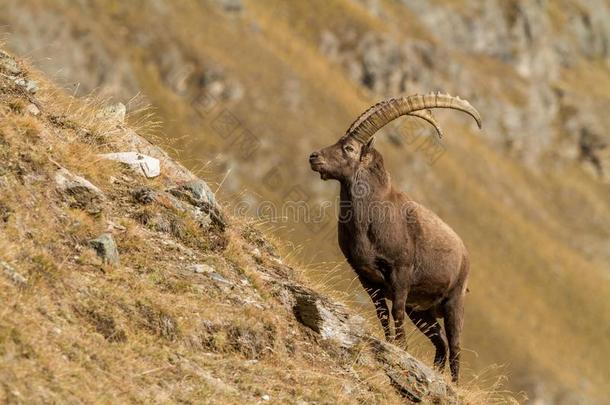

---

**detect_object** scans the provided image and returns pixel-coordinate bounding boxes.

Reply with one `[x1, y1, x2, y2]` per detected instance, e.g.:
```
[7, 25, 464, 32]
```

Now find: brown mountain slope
[1, 1, 610, 403]
[0, 48, 479, 404]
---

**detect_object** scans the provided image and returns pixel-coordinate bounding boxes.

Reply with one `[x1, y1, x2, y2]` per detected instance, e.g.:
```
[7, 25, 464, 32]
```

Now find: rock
[286, 282, 456, 401]
[121, 128, 194, 182]
[197, 212, 213, 229]
[55, 168, 103, 195]
[291, 286, 365, 348]
[207, 271, 233, 292]
[89, 234, 120, 266]
[25, 103, 40, 116]
[0, 50, 21, 75]
[132, 187, 156, 204]
[13, 77, 38, 94]
[170, 179, 217, 208]
[369, 338, 456, 403]
[169, 179, 226, 231]
[98, 102, 126, 123]
[209, 272, 230, 285]
[261, 394, 270, 401]
[55, 168, 105, 214]
[101, 152, 161, 178]
[166, 191, 213, 230]
[1, 261, 27, 287]
[190, 263, 214, 274]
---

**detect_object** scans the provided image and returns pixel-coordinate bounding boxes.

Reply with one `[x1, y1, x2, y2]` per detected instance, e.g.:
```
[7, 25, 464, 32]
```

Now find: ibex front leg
[371, 291, 391, 340]
[390, 268, 410, 344]
[359, 277, 391, 340]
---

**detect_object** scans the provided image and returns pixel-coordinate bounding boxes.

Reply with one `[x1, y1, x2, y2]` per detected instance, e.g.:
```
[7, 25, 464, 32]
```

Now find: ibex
[309, 93, 481, 382]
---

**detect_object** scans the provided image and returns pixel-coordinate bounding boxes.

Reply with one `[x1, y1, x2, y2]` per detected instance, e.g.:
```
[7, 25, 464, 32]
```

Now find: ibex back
[309, 93, 482, 382]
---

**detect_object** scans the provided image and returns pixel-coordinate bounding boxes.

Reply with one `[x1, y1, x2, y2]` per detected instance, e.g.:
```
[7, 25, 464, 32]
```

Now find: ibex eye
[344, 145, 354, 153]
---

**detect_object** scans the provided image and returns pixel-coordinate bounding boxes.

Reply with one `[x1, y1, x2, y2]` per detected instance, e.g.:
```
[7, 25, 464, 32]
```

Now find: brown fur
[309, 136, 469, 382]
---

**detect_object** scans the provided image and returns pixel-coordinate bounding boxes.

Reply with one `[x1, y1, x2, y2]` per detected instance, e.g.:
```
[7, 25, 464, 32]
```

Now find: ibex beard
[309, 93, 482, 383]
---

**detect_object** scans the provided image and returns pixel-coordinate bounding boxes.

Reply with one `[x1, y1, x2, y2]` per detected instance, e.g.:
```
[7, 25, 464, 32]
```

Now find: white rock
[101, 152, 160, 178]
[25, 103, 40, 116]
[13, 77, 38, 94]
[1, 261, 27, 287]
[261, 395, 270, 401]
[190, 264, 214, 274]
[55, 168, 103, 195]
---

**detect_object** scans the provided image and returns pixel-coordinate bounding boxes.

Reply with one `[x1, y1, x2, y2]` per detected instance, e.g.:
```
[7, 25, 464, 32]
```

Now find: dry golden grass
[0, 54, 417, 404]
[1, 0, 609, 402]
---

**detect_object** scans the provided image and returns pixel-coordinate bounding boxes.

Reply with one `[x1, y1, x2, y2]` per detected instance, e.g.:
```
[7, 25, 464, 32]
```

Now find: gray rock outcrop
[55, 168, 105, 214]
[89, 234, 120, 266]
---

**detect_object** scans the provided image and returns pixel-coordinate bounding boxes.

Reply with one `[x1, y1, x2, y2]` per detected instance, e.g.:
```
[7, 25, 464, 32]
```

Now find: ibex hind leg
[407, 308, 448, 371]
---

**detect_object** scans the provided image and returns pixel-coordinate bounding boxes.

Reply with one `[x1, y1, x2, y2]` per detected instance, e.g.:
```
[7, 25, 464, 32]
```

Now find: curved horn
[406, 109, 444, 138]
[346, 92, 482, 143]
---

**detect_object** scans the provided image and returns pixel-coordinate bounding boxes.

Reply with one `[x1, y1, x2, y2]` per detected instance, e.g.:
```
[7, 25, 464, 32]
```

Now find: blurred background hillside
[2, 0, 609, 402]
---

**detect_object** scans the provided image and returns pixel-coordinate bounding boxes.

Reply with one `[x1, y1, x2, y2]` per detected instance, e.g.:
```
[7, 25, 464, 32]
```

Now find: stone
[55, 168, 105, 213]
[291, 286, 365, 348]
[0, 50, 21, 75]
[209, 272, 230, 285]
[55, 168, 103, 195]
[169, 179, 227, 231]
[89, 234, 120, 266]
[197, 212, 213, 229]
[261, 394, 270, 401]
[1, 261, 27, 287]
[25, 103, 40, 116]
[121, 128, 194, 182]
[132, 187, 156, 204]
[287, 283, 456, 402]
[101, 152, 161, 178]
[190, 263, 214, 274]
[170, 179, 217, 208]
[98, 102, 126, 123]
[13, 77, 38, 94]
[369, 338, 456, 403]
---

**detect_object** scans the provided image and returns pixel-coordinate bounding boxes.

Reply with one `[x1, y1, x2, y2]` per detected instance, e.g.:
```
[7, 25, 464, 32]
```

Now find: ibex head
[309, 92, 482, 182]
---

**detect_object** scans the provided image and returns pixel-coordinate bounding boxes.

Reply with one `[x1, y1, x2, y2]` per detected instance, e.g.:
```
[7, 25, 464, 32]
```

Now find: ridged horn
[346, 92, 482, 143]
[406, 109, 444, 138]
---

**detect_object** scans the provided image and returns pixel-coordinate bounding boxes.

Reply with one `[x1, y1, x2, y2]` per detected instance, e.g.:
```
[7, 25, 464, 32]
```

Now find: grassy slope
[1, 0, 609, 402]
[0, 54, 420, 404]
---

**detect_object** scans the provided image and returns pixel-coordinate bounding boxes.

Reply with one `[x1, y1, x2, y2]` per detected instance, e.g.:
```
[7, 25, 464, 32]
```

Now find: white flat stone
[101, 152, 160, 178]
[55, 168, 103, 195]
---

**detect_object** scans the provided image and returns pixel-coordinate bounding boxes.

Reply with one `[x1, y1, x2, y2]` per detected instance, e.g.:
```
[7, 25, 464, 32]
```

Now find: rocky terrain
[0, 48, 470, 404]
[1, 1, 610, 403]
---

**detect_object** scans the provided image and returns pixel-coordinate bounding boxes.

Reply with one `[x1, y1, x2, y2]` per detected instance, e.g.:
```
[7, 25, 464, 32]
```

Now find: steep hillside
[0, 49, 478, 404]
[2, 1, 610, 403]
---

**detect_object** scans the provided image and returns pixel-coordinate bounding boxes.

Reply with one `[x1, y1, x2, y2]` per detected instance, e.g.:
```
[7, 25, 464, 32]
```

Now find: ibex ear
[361, 137, 375, 154]
[360, 137, 375, 162]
